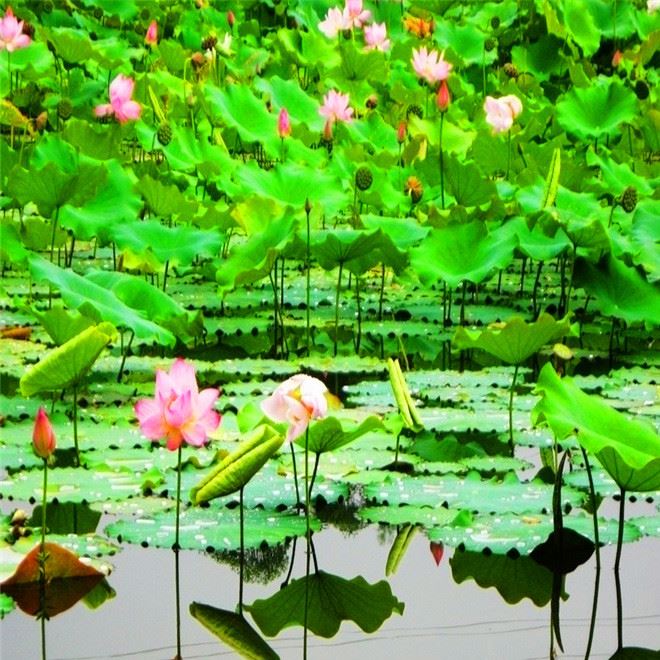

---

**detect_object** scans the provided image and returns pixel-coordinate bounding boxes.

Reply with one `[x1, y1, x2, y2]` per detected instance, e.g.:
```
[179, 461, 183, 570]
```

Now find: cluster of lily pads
[0, 0, 659, 657]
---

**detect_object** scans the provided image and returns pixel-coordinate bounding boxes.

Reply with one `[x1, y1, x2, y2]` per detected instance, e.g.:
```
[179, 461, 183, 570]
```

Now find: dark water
[1, 519, 659, 660]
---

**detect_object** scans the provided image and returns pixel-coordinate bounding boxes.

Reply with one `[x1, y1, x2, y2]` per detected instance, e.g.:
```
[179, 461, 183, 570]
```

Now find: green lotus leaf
[450, 548, 557, 606]
[444, 156, 498, 208]
[254, 75, 322, 130]
[28, 256, 176, 346]
[20, 322, 116, 396]
[137, 175, 198, 220]
[0, 220, 29, 267]
[499, 217, 571, 262]
[295, 415, 384, 454]
[31, 306, 95, 346]
[245, 571, 404, 638]
[411, 221, 518, 288]
[190, 603, 279, 660]
[358, 505, 470, 528]
[85, 270, 204, 342]
[452, 313, 573, 365]
[364, 471, 584, 514]
[573, 255, 660, 326]
[311, 229, 386, 275]
[43, 27, 95, 65]
[435, 19, 496, 66]
[59, 159, 140, 243]
[111, 220, 222, 269]
[555, 77, 637, 141]
[562, 0, 601, 56]
[533, 363, 660, 491]
[430, 511, 640, 555]
[585, 151, 656, 197]
[191, 425, 284, 504]
[105, 507, 316, 552]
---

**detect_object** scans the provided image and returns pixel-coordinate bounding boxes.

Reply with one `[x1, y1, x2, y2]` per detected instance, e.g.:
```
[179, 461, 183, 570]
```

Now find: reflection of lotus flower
[261, 374, 329, 442]
[135, 358, 221, 451]
[94, 74, 141, 124]
[483, 94, 522, 134]
[364, 22, 390, 51]
[32, 408, 56, 459]
[319, 7, 349, 38]
[430, 541, 444, 566]
[0, 6, 31, 52]
[278, 107, 291, 138]
[145, 20, 158, 46]
[412, 47, 452, 84]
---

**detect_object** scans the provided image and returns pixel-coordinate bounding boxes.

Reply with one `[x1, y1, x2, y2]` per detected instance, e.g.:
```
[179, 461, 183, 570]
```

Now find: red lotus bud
[612, 50, 623, 67]
[33, 407, 56, 459]
[397, 120, 407, 144]
[436, 79, 450, 112]
[227, 11, 235, 28]
[278, 107, 291, 138]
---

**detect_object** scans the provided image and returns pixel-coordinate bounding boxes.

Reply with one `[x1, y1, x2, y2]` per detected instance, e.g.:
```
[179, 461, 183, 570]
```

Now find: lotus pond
[0, 0, 659, 658]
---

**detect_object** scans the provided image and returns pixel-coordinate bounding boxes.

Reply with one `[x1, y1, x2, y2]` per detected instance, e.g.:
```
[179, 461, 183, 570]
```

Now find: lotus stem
[117, 330, 134, 383]
[614, 488, 626, 651]
[309, 452, 321, 499]
[305, 201, 311, 357]
[439, 112, 445, 209]
[303, 427, 311, 660]
[72, 384, 79, 467]
[508, 364, 519, 456]
[354, 275, 362, 354]
[289, 442, 301, 509]
[506, 129, 512, 180]
[239, 486, 244, 614]
[174, 446, 182, 658]
[333, 261, 344, 357]
[49, 207, 60, 263]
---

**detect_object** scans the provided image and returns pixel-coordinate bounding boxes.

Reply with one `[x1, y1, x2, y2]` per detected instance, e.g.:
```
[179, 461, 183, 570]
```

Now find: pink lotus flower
[0, 6, 31, 52]
[319, 89, 353, 125]
[483, 94, 523, 134]
[412, 47, 452, 85]
[135, 358, 221, 451]
[648, 0, 659, 13]
[145, 20, 158, 46]
[364, 22, 390, 51]
[32, 407, 56, 459]
[278, 107, 291, 138]
[261, 374, 329, 442]
[344, 0, 371, 29]
[94, 74, 141, 124]
[319, 7, 350, 38]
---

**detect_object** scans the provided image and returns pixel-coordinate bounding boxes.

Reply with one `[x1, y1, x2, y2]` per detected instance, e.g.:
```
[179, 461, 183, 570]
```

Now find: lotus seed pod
[503, 62, 518, 78]
[405, 176, 423, 204]
[484, 37, 497, 52]
[490, 16, 501, 29]
[635, 80, 649, 100]
[202, 35, 218, 51]
[157, 122, 172, 146]
[406, 103, 423, 119]
[57, 98, 73, 120]
[620, 186, 637, 213]
[355, 166, 373, 191]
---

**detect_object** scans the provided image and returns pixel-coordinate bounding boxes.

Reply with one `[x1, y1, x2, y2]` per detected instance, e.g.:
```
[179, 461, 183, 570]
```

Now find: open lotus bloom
[0, 6, 31, 51]
[261, 374, 330, 442]
[483, 94, 523, 134]
[94, 74, 141, 124]
[319, 89, 354, 125]
[344, 0, 371, 29]
[135, 358, 221, 451]
[364, 22, 390, 51]
[411, 47, 452, 85]
[319, 7, 349, 38]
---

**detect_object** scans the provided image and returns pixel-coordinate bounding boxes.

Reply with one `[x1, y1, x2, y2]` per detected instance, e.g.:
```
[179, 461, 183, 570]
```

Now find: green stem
[506, 129, 512, 180]
[508, 364, 519, 456]
[289, 442, 301, 509]
[614, 489, 626, 651]
[439, 112, 445, 209]
[333, 261, 343, 357]
[239, 486, 244, 614]
[72, 384, 79, 466]
[174, 446, 182, 658]
[49, 208, 60, 263]
[303, 427, 311, 660]
[306, 202, 311, 357]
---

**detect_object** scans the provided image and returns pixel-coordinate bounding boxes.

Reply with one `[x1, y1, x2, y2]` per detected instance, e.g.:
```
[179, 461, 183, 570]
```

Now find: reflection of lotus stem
[303, 427, 310, 660]
[72, 384, 79, 466]
[508, 364, 519, 456]
[581, 447, 600, 660]
[40, 460, 48, 659]
[174, 446, 182, 658]
[614, 488, 626, 651]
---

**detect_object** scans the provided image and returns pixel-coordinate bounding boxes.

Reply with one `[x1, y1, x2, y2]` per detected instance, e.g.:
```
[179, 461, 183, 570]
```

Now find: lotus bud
[611, 50, 623, 67]
[32, 407, 56, 459]
[436, 79, 450, 112]
[397, 120, 407, 144]
[227, 10, 235, 29]
[278, 107, 291, 139]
